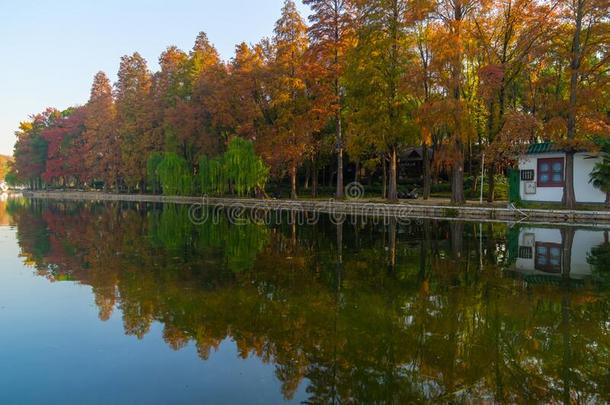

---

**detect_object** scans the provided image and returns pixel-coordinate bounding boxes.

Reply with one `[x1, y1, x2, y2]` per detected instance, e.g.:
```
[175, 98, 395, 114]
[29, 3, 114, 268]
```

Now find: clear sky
[0, 0, 310, 156]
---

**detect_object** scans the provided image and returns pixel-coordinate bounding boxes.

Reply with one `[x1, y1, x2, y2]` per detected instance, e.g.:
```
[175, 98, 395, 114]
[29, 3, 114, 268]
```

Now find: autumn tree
[345, 0, 418, 201]
[12, 108, 61, 189]
[83, 71, 119, 190]
[191, 32, 229, 154]
[166, 32, 227, 166]
[151, 46, 189, 156]
[228, 42, 267, 141]
[407, 0, 436, 200]
[260, 0, 311, 199]
[0, 155, 12, 181]
[556, 0, 610, 209]
[114, 52, 153, 191]
[431, 0, 479, 204]
[473, 0, 555, 201]
[42, 107, 87, 186]
[304, 0, 356, 199]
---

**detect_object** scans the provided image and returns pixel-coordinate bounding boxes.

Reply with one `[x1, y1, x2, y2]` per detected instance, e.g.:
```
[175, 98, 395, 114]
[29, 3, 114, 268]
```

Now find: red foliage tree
[42, 108, 87, 185]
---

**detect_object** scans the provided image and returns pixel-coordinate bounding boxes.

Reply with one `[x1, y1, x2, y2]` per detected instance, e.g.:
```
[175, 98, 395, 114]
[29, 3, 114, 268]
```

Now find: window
[521, 170, 535, 181]
[519, 246, 533, 259]
[537, 158, 564, 187]
[535, 242, 562, 273]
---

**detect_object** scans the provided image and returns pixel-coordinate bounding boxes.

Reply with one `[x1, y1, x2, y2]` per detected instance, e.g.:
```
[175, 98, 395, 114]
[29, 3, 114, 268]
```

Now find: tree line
[9, 0, 610, 206]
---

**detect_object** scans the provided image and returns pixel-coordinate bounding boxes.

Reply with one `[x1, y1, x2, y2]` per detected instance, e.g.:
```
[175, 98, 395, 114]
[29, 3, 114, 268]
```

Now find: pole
[479, 222, 483, 272]
[480, 153, 485, 204]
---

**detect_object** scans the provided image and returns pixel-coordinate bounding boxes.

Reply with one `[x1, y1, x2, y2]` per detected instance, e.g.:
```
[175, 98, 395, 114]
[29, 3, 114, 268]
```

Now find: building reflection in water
[509, 226, 609, 282]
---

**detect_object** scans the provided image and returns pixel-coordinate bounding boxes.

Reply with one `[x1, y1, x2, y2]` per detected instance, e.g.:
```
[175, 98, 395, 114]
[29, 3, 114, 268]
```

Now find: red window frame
[535, 242, 562, 273]
[537, 157, 564, 187]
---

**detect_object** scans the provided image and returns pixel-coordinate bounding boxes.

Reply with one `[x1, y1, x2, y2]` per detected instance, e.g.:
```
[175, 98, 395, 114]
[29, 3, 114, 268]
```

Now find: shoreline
[21, 190, 610, 227]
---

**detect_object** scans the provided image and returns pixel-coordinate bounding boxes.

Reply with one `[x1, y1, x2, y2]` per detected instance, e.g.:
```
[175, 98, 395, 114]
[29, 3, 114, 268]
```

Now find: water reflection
[5, 199, 610, 403]
[509, 226, 610, 283]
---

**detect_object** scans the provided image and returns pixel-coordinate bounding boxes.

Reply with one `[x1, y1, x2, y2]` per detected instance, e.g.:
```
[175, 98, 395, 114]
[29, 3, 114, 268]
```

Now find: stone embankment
[23, 191, 610, 226]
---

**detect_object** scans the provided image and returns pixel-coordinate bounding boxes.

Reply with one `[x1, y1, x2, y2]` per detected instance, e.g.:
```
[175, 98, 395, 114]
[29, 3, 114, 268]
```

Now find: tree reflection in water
[6, 199, 610, 403]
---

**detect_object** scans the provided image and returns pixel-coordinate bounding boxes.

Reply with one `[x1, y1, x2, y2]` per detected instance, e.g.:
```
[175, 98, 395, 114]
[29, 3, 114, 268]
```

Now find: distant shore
[20, 190, 610, 227]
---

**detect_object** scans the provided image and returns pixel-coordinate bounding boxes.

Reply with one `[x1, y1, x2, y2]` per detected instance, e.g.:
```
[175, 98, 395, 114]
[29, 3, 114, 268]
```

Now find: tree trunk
[422, 144, 431, 200]
[312, 158, 318, 198]
[335, 109, 344, 199]
[382, 159, 387, 199]
[388, 147, 398, 201]
[468, 137, 473, 177]
[290, 164, 298, 200]
[564, 1, 583, 209]
[450, 221, 464, 259]
[561, 227, 574, 280]
[563, 151, 576, 209]
[336, 222, 343, 292]
[388, 217, 397, 272]
[304, 163, 310, 190]
[487, 165, 496, 203]
[559, 227, 574, 405]
[451, 143, 466, 204]
[561, 288, 572, 405]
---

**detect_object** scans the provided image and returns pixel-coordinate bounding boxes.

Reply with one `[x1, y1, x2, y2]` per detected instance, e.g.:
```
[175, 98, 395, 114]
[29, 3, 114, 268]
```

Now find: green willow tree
[199, 155, 227, 195]
[146, 152, 164, 194]
[200, 137, 269, 197]
[155, 153, 193, 196]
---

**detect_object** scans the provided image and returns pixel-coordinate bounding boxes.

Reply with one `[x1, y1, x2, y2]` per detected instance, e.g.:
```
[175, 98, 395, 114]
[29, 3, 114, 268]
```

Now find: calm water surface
[0, 197, 608, 404]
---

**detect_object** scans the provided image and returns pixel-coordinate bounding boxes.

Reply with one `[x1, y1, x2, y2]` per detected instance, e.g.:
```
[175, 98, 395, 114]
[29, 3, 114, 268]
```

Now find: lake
[0, 197, 608, 404]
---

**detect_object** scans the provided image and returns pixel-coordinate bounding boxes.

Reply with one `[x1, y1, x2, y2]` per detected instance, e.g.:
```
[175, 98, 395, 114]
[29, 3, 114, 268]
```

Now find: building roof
[505, 269, 586, 287]
[526, 142, 560, 154]
[525, 142, 601, 156]
[400, 146, 433, 161]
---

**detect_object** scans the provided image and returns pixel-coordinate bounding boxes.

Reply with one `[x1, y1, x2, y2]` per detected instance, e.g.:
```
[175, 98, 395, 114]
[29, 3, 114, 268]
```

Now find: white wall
[519, 153, 564, 202]
[514, 227, 607, 279]
[574, 153, 606, 203]
[515, 228, 561, 273]
[518, 152, 606, 203]
[571, 229, 606, 275]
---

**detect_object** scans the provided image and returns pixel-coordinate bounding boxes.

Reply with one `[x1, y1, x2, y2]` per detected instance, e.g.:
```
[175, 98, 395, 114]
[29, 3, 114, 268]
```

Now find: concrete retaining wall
[22, 191, 610, 226]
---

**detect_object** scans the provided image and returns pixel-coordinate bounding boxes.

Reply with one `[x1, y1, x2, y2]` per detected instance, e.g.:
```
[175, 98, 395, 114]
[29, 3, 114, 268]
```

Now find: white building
[517, 143, 606, 204]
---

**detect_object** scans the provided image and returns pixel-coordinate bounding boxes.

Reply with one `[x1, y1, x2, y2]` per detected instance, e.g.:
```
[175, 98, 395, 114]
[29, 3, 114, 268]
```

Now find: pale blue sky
[0, 0, 309, 156]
